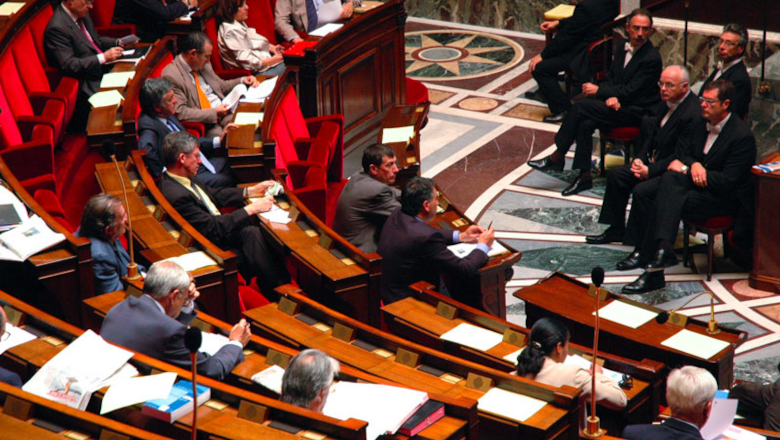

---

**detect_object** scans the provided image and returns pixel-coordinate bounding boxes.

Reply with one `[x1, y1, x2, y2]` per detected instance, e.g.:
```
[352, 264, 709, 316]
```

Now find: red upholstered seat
[29, 5, 54, 66]
[151, 52, 173, 79]
[405, 77, 429, 104]
[91, 0, 136, 39]
[236, 272, 270, 311]
[204, 18, 252, 79]
[683, 216, 735, 281]
[604, 126, 640, 141]
[688, 216, 734, 230]
[598, 126, 640, 176]
[33, 189, 74, 232]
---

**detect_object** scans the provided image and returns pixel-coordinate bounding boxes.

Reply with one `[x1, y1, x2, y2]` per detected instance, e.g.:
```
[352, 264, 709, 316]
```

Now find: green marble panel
[514, 245, 628, 276]
[498, 206, 604, 235]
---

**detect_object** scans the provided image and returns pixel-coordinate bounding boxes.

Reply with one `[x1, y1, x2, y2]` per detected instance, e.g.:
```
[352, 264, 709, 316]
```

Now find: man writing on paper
[333, 144, 401, 253]
[78, 193, 146, 295]
[159, 131, 289, 297]
[101, 261, 250, 380]
[0, 308, 23, 387]
[377, 177, 494, 304]
[275, 0, 358, 43]
[138, 78, 237, 188]
[162, 31, 259, 138]
[281, 349, 340, 412]
[623, 366, 716, 440]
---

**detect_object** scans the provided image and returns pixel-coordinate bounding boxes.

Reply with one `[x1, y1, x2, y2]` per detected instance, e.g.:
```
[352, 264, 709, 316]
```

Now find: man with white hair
[623, 366, 716, 440]
[281, 349, 340, 413]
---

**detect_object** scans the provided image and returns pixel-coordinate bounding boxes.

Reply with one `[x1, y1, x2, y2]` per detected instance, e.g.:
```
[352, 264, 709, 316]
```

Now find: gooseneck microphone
[584, 266, 605, 438]
[185, 327, 202, 440]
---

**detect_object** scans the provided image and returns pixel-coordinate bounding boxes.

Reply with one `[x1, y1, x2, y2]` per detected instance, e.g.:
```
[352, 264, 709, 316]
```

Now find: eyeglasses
[699, 97, 720, 105]
[719, 38, 738, 48]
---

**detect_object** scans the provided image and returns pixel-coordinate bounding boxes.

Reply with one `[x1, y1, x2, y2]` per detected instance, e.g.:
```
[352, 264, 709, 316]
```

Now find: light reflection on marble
[483, 191, 606, 234]
[514, 245, 632, 276]
[498, 206, 603, 235]
[735, 356, 780, 384]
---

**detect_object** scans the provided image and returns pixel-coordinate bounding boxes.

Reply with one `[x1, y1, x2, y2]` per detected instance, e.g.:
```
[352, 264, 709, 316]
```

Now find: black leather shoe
[561, 176, 592, 196]
[645, 248, 678, 271]
[524, 90, 547, 103]
[528, 156, 564, 172]
[543, 112, 566, 123]
[616, 251, 643, 271]
[622, 271, 665, 294]
[586, 226, 625, 245]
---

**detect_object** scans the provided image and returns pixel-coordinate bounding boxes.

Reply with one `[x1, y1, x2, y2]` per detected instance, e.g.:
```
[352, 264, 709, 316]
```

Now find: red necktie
[78, 20, 103, 54]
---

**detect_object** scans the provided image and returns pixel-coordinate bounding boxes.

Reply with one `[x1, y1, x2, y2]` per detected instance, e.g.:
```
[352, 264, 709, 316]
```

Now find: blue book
[142, 380, 211, 423]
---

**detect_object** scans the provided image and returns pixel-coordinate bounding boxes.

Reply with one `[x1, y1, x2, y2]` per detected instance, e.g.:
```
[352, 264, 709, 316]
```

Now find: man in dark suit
[526, 0, 619, 120]
[529, 8, 662, 197]
[377, 177, 494, 304]
[113, 0, 195, 43]
[0, 308, 23, 387]
[159, 131, 289, 296]
[333, 144, 401, 253]
[101, 260, 250, 380]
[623, 366, 715, 440]
[622, 80, 756, 293]
[586, 65, 701, 246]
[44, 0, 125, 129]
[138, 78, 236, 188]
[699, 23, 751, 120]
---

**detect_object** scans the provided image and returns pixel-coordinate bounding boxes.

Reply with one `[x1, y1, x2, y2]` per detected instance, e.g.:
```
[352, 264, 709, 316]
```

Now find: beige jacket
[531, 357, 627, 410]
[218, 21, 272, 72]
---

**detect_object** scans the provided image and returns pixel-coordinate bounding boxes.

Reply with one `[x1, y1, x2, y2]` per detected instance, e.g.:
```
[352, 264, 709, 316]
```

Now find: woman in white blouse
[217, 0, 286, 75]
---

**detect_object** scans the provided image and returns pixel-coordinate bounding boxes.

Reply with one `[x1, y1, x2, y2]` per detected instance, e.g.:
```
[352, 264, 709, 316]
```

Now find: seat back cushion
[0, 54, 34, 118]
[29, 5, 54, 66]
[91, 0, 115, 28]
[11, 29, 51, 95]
[244, 0, 277, 45]
[204, 19, 224, 71]
[0, 84, 23, 147]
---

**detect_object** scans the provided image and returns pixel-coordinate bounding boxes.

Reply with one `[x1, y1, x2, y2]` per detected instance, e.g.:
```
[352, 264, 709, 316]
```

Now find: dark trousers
[599, 164, 643, 231]
[532, 54, 576, 115]
[554, 98, 643, 173]
[226, 225, 290, 297]
[731, 380, 780, 435]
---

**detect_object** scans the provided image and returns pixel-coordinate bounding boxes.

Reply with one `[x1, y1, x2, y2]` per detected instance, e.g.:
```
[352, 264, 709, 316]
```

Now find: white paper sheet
[661, 329, 731, 360]
[88, 90, 124, 108]
[440, 323, 503, 351]
[503, 347, 524, 365]
[234, 112, 264, 126]
[251, 364, 285, 394]
[100, 372, 176, 414]
[564, 354, 623, 383]
[0, 322, 36, 355]
[308, 23, 343, 37]
[259, 205, 292, 224]
[381, 125, 415, 144]
[100, 71, 135, 89]
[199, 332, 231, 356]
[594, 300, 657, 329]
[714, 425, 766, 440]
[316, 0, 343, 24]
[477, 387, 547, 423]
[447, 241, 508, 258]
[241, 77, 277, 103]
[222, 84, 248, 113]
[0, 2, 24, 15]
[165, 251, 217, 272]
[701, 398, 738, 440]
[178, 10, 196, 22]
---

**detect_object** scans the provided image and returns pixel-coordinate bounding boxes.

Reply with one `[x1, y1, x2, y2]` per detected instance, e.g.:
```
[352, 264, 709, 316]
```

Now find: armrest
[16, 115, 56, 141]
[285, 160, 324, 188]
[0, 139, 55, 181]
[216, 68, 252, 80]
[291, 185, 326, 221]
[95, 24, 136, 39]
[30, 91, 69, 110]
[182, 121, 205, 137]
[293, 137, 315, 159]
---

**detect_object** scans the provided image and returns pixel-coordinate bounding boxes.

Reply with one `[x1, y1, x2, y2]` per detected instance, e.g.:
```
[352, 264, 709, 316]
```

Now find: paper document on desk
[0, 322, 36, 355]
[100, 71, 135, 89]
[323, 382, 428, 440]
[565, 354, 622, 383]
[234, 112, 264, 126]
[700, 397, 739, 440]
[594, 300, 656, 329]
[0, 215, 66, 262]
[503, 347, 524, 365]
[440, 323, 503, 351]
[382, 125, 415, 144]
[661, 329, 730, 360]
[308, 23, 343, 37]
[199, 332, 231, 356]
[317, 0, 343, 25]
[447, 241, 508, 258]
[0, 2, 24, 16]
[89, 90, 124, 108]
[711, 425, 766, 440]
[259, 205, 292, 224]
[477, 387, 546, 423]
[251, 364, 285, 394]
[243, 76, 278, 102]
[222, 84, 249, 113]
[178, 9, 196, 22]
[100, 372, 176, 414]
[164, 251, 217, 271]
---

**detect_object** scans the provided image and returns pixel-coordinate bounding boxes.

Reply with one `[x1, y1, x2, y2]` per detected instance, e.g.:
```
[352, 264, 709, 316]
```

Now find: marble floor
[383, 16, 780, 385]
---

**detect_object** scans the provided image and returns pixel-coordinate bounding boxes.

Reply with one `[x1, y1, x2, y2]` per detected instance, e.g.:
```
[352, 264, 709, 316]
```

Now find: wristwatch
[680, 164, 689, 174]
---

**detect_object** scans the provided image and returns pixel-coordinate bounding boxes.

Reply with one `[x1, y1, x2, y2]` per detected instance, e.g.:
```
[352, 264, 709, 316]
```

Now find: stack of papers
[661, 329, 730, 360]
[100, 372, 177, 415]
[89, 90, 124, 108]
[241, 77, 278, 103]
[440, 323, 503, 351]
[0, 322, 36, 355]
[234, 112, 264, 126]
[0, 2, 25, 16]
[259, 205, 292, 224]
[100, 71, 135, 89]
[163, 251, 217, 271]
[0, 215, 66, 262]
[594, 300, 657, 329]
[447, 241, 508, 258]
[477, 388, 546, 423]
[309, 23, 343, 37]
[382, 125, 415, 144]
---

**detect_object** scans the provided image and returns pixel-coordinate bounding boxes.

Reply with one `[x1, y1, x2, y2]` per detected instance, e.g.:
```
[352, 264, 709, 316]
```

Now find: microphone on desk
[109, 150, 141, 281]
[185, 327, 202, 440]
[584, 266, 605, 438]
[655, 291, 720, 335]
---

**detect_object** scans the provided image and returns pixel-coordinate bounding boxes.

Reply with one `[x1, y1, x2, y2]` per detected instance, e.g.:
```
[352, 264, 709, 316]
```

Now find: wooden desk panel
[750, 152, 780, 292]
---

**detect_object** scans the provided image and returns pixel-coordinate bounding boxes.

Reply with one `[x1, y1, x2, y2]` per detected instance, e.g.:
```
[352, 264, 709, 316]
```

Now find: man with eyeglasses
[699, 23, 751, 120]
[586, 65, 701, 249]
[529, 8, 662, 197]
[0, 308, 23, 387]
[622, 80, 755, 293]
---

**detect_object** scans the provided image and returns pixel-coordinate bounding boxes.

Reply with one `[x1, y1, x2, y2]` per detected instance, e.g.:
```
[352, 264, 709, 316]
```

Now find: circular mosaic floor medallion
[405, 30, 524, 80]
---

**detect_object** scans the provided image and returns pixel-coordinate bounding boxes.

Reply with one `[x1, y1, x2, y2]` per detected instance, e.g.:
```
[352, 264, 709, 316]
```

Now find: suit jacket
[635, 92, 703, 177]
[112, 0, 189, 43]
[101, 295, 244, 380]
[161, 56, 242, 135]
[88, 237, 131, 295]
[0, 366, 21, 388]
[700, 60, 752, 120]
[159, 174, 249, 245]
[333, 172, 401, 253]
[623, 417, 704, 440]
[595, 39, 662, 111]
[377, 208, 488, 304]
[44, 6, 116, 96]
[274, 0, 308, 42]
[137, 112, 218, 178]
[531, 357, 627, 410]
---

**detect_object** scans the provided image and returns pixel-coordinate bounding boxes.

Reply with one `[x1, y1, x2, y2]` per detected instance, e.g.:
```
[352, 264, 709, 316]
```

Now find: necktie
[713, 61, 724, 81]
[191, 181, 220, 215]
[193, 73, 212, 110]
[78, 20, 103, 54]
[167, 118, 216, 173]
[166, 119, 180, 132]
[305, 0, 318, 33]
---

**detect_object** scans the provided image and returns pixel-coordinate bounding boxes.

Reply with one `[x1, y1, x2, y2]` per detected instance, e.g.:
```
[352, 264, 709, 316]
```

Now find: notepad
[0, 2, 24, 16]
[594, 300, 657, 329]
[382, 125, 415, 144]
[100, 71, 135, 89]
[477, 388, 546, 423]
[447, 241, 508, 258]
[440, 323, 503, 351]
[259, 205, 292, 224]
[234, 112, 264, 126]
[88, 90, 124, 108]
[661, 329, 731, 360]
[163, 251, 217, 271]
[308, 23, 343, 37]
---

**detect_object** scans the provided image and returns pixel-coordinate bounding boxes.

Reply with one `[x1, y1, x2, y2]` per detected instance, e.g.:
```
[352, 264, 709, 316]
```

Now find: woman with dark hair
[518, 317, 627, 410]
[216, 0, 286, 75]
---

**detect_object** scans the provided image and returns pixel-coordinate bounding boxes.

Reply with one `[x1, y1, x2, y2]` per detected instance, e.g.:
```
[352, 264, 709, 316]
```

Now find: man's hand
[341, 2, 353, 18]
[582, 82, 599, 96]
[104, 47, 124, 62]
[630, 158, 649, 179]
[605, 97, 621, 111]
[667, 159, 686, 173]
[478, 226, 495, 248]
[215, 104, 230, 117]
[691, 162, 707, 187]
[219, 123, 238, 144]
[244, 196, 273, 215]
[243, 75, 259, 87]
[460, 225, 485, 243]
[292, 37, 304, 44]
[529, 55, 542, 72]
[540, 20, 559, 32]
[229, 318, 252, 347]
[247, 180, 277, 198]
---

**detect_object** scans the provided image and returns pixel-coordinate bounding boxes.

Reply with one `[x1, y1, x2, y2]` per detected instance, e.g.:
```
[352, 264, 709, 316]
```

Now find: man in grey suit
[162, 32, 258, 138]
[101, 260, 251, 380]
[333, 144, 401, 253]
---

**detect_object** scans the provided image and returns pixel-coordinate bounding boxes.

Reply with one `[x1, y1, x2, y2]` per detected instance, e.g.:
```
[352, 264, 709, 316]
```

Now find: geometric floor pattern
[389, 17, 780, 385]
